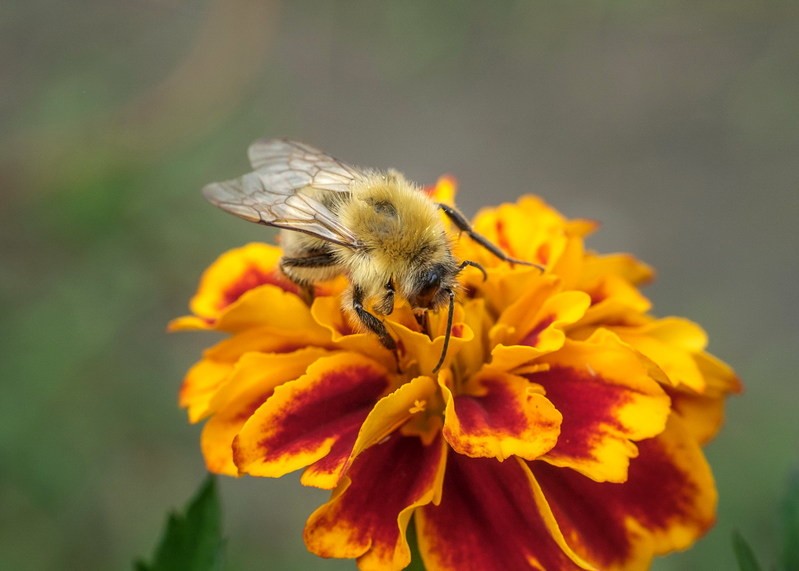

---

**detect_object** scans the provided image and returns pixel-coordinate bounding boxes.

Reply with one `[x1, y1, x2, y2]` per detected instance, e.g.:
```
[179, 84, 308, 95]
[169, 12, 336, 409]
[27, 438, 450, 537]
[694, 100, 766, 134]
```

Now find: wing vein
[203, 139, 366, 248]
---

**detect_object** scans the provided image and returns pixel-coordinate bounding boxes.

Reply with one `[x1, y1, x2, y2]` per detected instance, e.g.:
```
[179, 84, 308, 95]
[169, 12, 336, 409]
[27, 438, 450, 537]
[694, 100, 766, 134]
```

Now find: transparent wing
[202, 139, 366, 248]
[247, 139, 365, 192]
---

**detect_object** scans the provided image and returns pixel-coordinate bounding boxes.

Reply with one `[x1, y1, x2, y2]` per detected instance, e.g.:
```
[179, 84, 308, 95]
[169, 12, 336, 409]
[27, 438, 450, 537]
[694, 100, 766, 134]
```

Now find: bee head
[408, 262, 458, 310]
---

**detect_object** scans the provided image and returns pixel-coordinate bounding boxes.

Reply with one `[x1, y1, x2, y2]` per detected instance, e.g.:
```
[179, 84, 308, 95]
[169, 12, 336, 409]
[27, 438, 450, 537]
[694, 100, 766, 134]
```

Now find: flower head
[171, 177, 741, 570]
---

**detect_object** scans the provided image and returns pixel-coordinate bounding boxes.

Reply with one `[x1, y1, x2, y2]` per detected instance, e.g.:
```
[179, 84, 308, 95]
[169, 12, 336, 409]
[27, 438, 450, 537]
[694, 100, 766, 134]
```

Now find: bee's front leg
[372, 279, 395, 316]
[351, 284, 397, 352]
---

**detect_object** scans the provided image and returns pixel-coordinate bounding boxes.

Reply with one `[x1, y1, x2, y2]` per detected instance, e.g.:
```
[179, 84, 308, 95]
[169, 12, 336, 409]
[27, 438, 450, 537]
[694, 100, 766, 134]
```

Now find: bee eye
[417, 267, 443, 298]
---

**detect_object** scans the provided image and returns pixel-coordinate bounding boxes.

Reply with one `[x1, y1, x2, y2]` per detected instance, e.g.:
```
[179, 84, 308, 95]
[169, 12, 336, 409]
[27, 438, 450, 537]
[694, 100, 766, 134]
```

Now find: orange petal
[425, 175, 458, 205]
[612, 317, 708, 391]
[200, 348, 329, 475]
[579, 274, 652, 327]
[188, 243, 298, 320]
[666, 352, 742, 444]
[202, 326, 324, 362]
[533, 415, 717, 570]
[665, 385, 726, 446]
[458, 195, 594, 272]
[180, 327, 327, 422]
[441, 370, 562, 461]
[580, 252, 655, 287]
[179, 359, 235, 423]
[214, 285, 325, 334]
[695, 350, 744, 397]
[490, 287, 591, 372]
[310, 296, 396, 369]
[336, 375, 439, 476]
[391, 304, 474, 375]
[304, 433, 447, 571]
[533, 331, 671, 483]
[550, 234, 591, 290]
[173, 243, 339, 335]
[302, 375, 439, 489]
[459, 265, 547, 319]
[167, 315, 214, 332]
[233, 353, 392, 480]
[417, 454, 593, 571]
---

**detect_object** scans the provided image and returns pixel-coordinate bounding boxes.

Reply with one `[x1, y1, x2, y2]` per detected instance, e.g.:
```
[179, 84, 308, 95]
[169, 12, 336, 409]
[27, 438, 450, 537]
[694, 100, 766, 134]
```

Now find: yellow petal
[188, 243, 294, 319]
[613, 317, 708, 392]
[199, 348, 330, 475]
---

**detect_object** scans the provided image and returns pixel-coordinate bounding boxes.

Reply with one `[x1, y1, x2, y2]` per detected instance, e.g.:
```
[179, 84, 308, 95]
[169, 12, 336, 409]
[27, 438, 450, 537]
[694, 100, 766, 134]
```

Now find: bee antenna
[437, 202, 545, 273]
[432, 289, 456, 374]
[458, 260, 487, 282]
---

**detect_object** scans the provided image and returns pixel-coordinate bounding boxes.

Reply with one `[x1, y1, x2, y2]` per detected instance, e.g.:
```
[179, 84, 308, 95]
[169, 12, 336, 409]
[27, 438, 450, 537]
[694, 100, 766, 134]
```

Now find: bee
[203, 139, 538, 373]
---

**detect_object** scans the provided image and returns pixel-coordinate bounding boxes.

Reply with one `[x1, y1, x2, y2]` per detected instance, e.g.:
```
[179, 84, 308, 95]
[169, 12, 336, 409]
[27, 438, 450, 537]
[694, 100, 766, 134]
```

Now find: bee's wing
[203, 139, 365, 248]
[247, 139, 364, 192]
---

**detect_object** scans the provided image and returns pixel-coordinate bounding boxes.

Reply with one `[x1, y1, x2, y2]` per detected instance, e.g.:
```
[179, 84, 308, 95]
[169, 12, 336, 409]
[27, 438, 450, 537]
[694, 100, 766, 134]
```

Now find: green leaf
[782, 470, 799, 571]
[405, 515, 426, 571]
[732, 530, 762, 571]
[135, 475, 225, 571]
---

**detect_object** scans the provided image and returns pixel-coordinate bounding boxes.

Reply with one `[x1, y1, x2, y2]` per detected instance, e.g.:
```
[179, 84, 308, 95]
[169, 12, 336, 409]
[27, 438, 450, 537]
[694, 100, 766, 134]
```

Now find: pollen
[525, 385, 546, 397]
[515, 363, 551, 376]
[409, 399, 427, 414]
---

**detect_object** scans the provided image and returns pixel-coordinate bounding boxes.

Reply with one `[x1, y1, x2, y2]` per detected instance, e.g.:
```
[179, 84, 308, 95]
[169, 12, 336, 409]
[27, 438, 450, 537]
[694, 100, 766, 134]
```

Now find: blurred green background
[2, 1, 797, 569]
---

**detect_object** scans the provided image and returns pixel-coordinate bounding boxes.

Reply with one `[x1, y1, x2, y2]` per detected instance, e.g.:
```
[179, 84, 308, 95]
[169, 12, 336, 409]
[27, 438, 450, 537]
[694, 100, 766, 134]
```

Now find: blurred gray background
[1, 1, 797, 569]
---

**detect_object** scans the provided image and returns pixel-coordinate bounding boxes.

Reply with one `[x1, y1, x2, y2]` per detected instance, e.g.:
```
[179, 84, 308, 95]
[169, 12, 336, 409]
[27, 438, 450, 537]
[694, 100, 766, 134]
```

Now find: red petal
[304, 434, 447, 571]
[533, 416, 717, 570]
[186, 243, 297, 321]
[417, 454, 590, 571]
[199, 348, 330, 475]
[442, 370, 561, 461]
[233, 353, 391, 483]
[220, 264, 299, 308]
[532, 334, 670, 482]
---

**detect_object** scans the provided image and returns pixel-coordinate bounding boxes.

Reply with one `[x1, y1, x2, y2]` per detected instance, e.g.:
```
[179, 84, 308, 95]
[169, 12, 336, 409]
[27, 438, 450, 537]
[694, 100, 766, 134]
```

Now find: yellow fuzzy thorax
[336, 172, 448, 295]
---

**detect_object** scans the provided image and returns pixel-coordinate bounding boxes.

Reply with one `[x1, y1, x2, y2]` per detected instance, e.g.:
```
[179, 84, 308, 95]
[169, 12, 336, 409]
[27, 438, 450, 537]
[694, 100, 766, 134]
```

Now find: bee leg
[437, 203, 545, 271]
[351, 285, 396, 351]
[280, 251, 340, 304]
[280, 251, 339, 269]
[289, 282, 314, 305]
[372, 279, 395, 316]
[351, 284, 401, 371]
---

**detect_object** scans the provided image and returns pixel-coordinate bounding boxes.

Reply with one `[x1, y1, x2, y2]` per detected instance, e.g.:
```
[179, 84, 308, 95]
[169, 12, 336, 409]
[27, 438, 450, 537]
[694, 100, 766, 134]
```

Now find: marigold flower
[171, 177, 741, 570]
